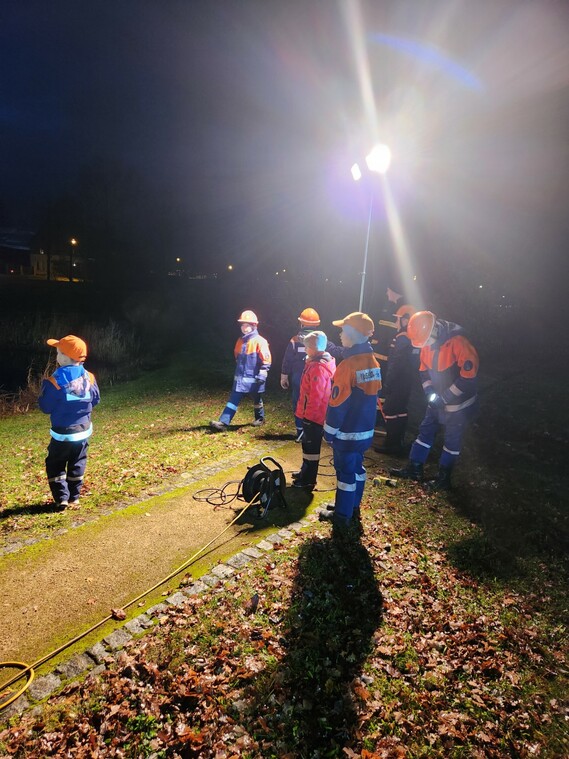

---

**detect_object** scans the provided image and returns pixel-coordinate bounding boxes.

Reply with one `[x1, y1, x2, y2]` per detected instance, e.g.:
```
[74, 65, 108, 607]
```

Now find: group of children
[39, 296, 478, 528]
[209, 307, 382, 527]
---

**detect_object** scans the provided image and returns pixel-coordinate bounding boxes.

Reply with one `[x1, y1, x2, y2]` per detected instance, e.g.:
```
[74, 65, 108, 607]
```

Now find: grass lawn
[0, 352, 568, 757]
[0, 352, 295, 552]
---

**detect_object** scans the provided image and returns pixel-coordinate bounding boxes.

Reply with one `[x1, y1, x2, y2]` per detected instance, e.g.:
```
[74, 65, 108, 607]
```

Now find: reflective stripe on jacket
[324, 342, 381, 451]
[296, 352, 336, 426]
[233, 330, 272, 393]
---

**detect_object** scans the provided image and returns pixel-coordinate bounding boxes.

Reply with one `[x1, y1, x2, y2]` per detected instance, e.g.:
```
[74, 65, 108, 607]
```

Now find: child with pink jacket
[292, 331, 336, 490]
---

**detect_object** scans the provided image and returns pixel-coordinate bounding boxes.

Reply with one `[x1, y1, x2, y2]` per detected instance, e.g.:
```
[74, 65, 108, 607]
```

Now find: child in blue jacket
[38, 334, 100, 511]
[210, 310, 272, 431]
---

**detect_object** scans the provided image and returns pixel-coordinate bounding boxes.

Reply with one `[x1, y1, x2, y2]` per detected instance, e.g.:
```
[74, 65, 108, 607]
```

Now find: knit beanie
[303, 330, 327, 352]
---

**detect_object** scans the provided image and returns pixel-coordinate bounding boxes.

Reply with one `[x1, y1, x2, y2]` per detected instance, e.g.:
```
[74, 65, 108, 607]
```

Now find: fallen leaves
[0, 506, 567, 758]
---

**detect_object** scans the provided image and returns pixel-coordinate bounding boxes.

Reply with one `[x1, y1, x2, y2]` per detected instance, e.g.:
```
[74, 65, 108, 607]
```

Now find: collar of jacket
[307, 351, 333, 363]
[241, 329, 259, 342]
[345, 341, 373, 357]
[53, 364, 86, 387]
[432, 319, 464, 348]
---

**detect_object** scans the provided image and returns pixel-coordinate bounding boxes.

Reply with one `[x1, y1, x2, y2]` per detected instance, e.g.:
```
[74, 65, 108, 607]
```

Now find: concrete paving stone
[55, 653, 94, 680]
[86, 664, 106, 679]
[211, 564, 235, 579]
[27, 673, 62, 702]
[103, 628, 132, 651]
[137, 613, 153, 628]
[287, 522, 305, 532]
[225, 552, 251, 569]
[255, 540, 274, 551]
[265, 533, 283, 545]
[0, 694, 29, 721]
[124, 616, 148, 635]
[182, 580, 209, 596]
[200, 573, 222, 588]
[242, 546, 265, 559]
[278, 529, 294, 540]
[146, 603, 167, 617]
[166, 592, 187, 607]
[87, 642, 108, 665]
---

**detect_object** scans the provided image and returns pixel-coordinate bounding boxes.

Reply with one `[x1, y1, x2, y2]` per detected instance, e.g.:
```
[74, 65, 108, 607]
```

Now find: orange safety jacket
[419, 320, 478, 413]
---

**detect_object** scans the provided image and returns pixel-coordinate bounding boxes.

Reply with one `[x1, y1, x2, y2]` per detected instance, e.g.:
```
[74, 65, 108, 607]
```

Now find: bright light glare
[351, 163, 362, 181]
[366, 144, 392, 174]
[228, 264, 233, 270]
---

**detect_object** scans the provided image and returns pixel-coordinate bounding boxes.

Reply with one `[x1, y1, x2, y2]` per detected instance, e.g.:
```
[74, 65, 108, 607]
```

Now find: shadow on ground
[244, 526, 383, 755]
[0, 502, 55, 520]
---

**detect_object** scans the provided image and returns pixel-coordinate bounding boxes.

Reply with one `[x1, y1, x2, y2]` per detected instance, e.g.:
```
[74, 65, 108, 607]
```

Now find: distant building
[0, 229, 91, 280]
[0, 228, 34, 275]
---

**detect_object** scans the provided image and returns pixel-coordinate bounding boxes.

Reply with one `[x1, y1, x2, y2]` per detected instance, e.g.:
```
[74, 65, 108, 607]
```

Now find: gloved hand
[428, 393, 445, 410]
[280, 373, 289, 390]
[256, 369, 268, 382]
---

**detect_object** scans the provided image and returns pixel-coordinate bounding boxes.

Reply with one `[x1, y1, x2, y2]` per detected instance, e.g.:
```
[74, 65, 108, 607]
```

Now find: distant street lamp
[351, 144, 392, 311]
[69, 238, 77, 282]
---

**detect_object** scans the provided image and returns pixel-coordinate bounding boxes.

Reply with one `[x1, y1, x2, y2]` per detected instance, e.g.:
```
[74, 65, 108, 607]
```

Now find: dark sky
[1, 0, 569, 303]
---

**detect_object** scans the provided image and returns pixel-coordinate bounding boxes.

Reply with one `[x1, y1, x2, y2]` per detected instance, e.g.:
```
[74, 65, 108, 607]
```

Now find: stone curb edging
[0, 514, 321, 724]
[0, 440, 294, 559]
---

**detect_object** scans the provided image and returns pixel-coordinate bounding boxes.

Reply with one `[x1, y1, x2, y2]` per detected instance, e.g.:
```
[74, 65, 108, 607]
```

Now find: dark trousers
[46, 438, 89, 504]
[333, 448, 366, 521]
[291, 372, 303, 434]
[219, 388, 264, 425]
[410, 403, 477, 469]
[297, 419, 324, 485]
[382, 390, 412, 451]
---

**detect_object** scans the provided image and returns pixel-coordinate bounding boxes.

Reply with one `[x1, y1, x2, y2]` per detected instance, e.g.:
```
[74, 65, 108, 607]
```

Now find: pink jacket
[295, 352, 336, 426]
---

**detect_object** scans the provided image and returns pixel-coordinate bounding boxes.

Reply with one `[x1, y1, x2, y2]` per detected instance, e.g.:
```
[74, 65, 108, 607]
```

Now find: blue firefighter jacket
[38, 365, 100, 441]
[282, 328, 344, 379]
[324, 341, 382, 452]
[233, 329, 272, 393]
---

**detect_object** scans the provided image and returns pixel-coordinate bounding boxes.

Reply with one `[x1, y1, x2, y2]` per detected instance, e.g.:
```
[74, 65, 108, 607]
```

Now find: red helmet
[407, 311, 436, 347]
[237, 310, 258, 324]
[298, 307, 320, 326]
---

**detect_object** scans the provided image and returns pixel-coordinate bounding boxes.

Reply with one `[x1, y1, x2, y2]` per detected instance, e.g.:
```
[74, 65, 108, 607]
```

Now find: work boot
[292, 480, 315, 491]
[425, 466, 452, 492]
[210, 420, 228, 432]
[389, 460, 424, 481]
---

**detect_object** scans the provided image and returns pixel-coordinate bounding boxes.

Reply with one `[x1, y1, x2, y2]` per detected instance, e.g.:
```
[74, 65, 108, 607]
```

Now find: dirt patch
[0, 443, 338, 672]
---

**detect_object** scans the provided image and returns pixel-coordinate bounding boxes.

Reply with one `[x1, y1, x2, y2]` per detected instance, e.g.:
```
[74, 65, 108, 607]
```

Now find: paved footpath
[0, 441, 332, 700]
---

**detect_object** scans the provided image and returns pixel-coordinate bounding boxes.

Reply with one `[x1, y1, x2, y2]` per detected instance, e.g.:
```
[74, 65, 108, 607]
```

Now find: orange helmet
[298, 307, 320, 326]
[407, 311, 436, 347]
[237, 310, 258, 324]
[393, 304, 417, 322]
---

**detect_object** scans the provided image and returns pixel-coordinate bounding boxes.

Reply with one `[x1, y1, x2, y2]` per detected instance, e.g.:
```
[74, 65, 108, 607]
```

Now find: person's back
[322, 312, 381, 527]
[39, 334, 100, 511]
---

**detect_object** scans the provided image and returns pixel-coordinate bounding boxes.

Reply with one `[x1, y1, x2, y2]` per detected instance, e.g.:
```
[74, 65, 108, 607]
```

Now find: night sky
[2, 0, 569, 304]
